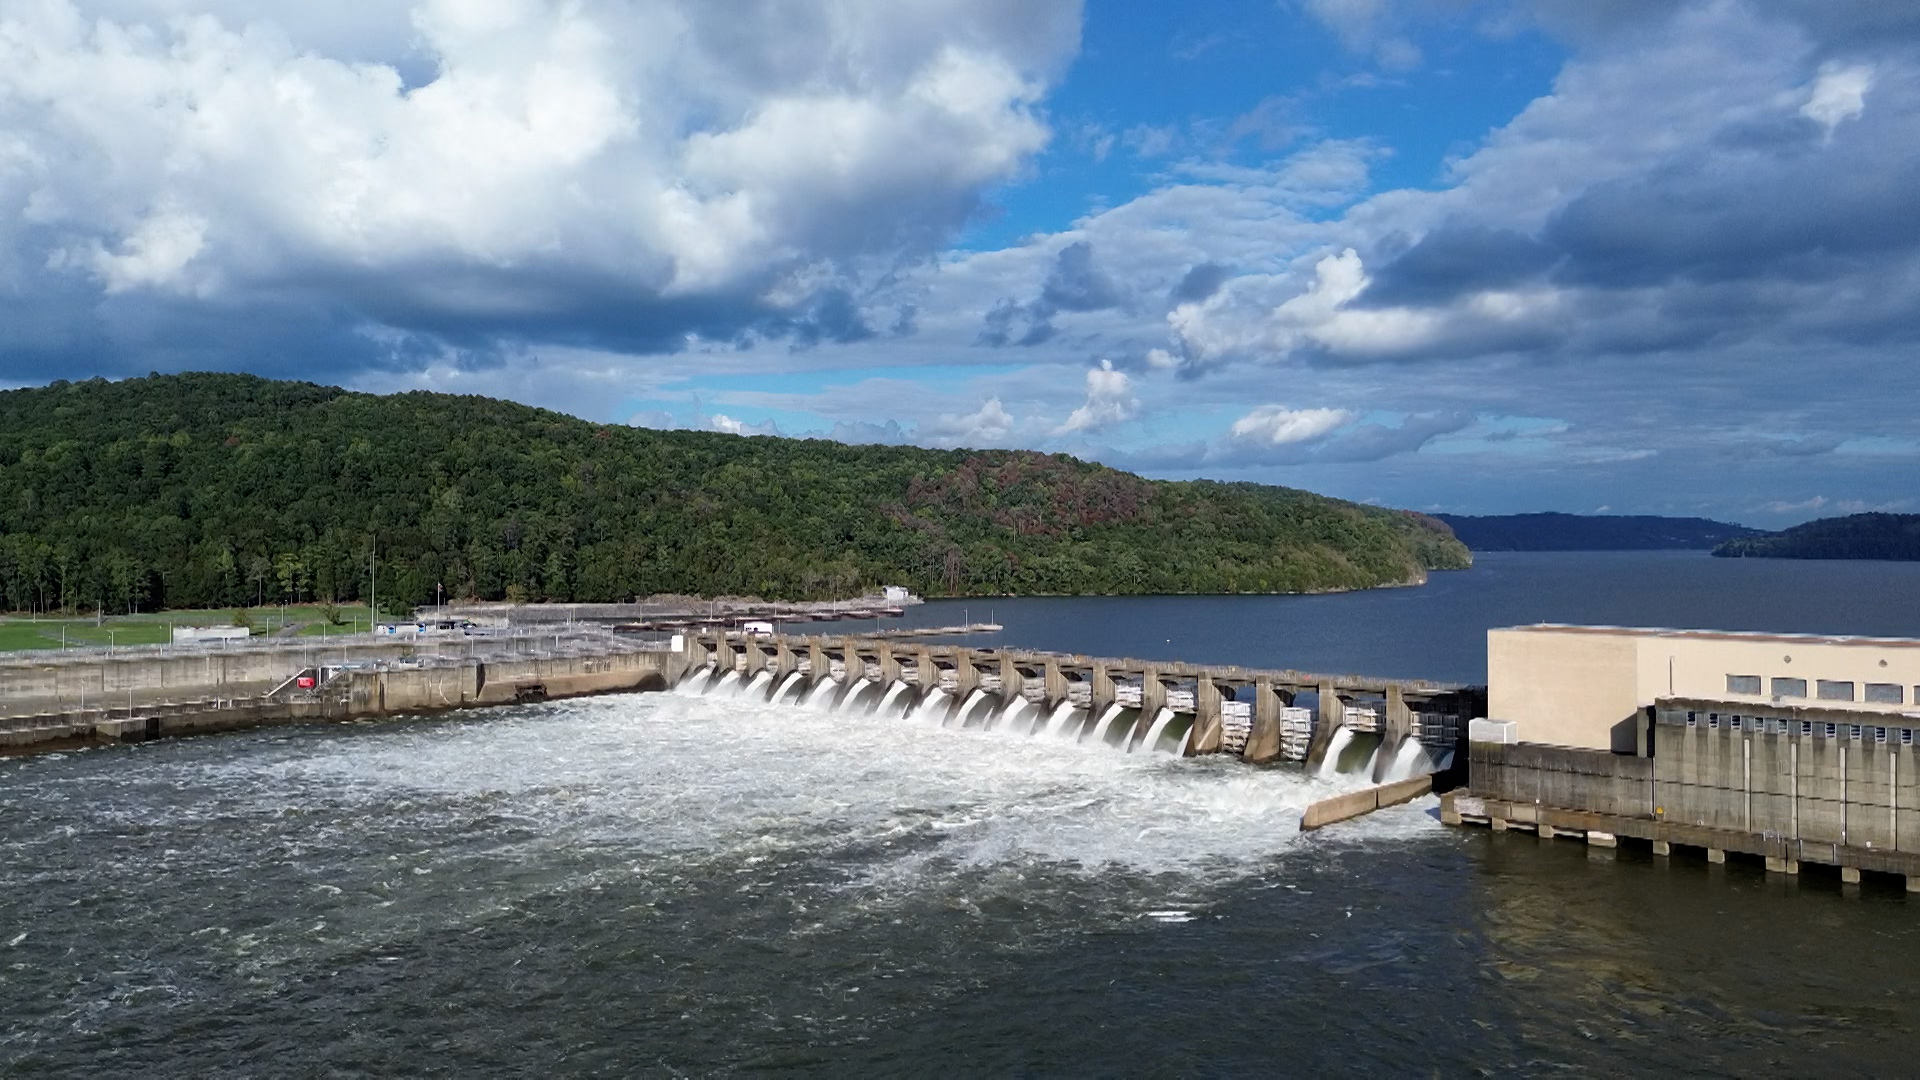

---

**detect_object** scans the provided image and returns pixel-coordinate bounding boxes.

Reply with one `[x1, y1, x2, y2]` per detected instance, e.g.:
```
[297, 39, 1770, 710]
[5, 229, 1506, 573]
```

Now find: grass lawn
[0, 603, 386, 653]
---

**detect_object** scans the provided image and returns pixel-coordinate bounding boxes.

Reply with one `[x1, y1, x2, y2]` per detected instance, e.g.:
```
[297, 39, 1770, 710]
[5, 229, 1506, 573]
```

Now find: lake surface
[893, 550, 1920, 683]
[6, 552, 1920, 1074]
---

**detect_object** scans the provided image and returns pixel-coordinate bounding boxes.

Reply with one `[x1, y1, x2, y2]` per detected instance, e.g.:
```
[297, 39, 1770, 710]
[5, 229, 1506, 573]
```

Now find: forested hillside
[0, 374, 1469, 612]
[1713, 513, 1920, 561]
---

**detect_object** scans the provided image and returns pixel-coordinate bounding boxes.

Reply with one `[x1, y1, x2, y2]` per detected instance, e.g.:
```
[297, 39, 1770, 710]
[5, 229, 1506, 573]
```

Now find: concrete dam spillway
[684, 630, 1484, 782]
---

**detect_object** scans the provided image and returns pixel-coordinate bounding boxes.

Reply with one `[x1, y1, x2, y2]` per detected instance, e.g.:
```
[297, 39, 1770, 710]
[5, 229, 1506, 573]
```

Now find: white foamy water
[206, 692, 1433, 879]
[0, 686, 1440, 1025]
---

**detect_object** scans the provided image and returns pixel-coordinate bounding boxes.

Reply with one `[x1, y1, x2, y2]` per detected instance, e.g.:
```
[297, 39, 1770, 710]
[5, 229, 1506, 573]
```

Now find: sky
[1, 0, 1916, 526]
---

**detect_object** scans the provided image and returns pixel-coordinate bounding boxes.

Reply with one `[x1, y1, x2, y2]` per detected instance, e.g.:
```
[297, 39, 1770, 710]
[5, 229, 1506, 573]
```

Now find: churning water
[0, 690, 1420, 1074]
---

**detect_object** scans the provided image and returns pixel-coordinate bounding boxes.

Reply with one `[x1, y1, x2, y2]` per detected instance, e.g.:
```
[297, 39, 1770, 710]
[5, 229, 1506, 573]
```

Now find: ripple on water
[0, 692, 1441, 1073]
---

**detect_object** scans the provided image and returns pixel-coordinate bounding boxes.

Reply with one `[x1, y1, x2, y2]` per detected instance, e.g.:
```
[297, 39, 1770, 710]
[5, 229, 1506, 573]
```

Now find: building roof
[1497, 623, 1920, 649]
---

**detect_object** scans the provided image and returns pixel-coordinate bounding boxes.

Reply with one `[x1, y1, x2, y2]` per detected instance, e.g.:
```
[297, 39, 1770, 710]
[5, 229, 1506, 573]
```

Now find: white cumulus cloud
[0, 0, 1078, 356]
[1227, 404, 1354, 446]
[920, 396, 1016, 447]
[1801, 61, 1873, 131]
[1057, 358, 1137, 433]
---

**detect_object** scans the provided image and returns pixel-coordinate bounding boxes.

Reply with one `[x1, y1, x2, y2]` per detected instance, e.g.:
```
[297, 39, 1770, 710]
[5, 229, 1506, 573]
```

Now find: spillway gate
[688, 630, 1484, 770]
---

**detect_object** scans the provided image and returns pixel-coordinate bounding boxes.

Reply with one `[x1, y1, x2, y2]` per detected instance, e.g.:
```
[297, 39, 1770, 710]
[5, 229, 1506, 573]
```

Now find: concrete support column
[999, 655, 1024, 699]
[1373, 683, 1414, 782]
[876, 643, 901, 685]
[1043, 659, 1067, 708]
[1652, 840, 1671, 856]
[1124, 667, 1165, 750]
[950, 648, 980, 698]
[1305, 680, 1345, 770]
[744, 636, 766, 675]
[1091, 662, 1115, 716]
[913, 647, 934, 688]
[712, 633, 734, 674]
[837, 637, 860, 682]
[1189, 674, 1223, 756]
[1140, 667, 1166, 715]
[1244, 677, 1287, 763]
[773, 640, 796, 681]
[807, 641, 826, 680]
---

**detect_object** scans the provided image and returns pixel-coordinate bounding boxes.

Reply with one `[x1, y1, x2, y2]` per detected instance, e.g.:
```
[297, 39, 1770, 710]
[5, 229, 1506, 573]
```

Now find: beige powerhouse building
[1489, 624, 1920, 751]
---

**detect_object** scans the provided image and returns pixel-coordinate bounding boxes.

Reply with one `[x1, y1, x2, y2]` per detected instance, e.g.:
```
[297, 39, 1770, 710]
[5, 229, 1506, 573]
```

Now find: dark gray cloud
[1361, 225, 1558, 307]
[1544, 115, 1920, 290]
[1171, 262, 1231, 304]
[978, 240, 1126, 348]
[1039, 241, 1123, 312]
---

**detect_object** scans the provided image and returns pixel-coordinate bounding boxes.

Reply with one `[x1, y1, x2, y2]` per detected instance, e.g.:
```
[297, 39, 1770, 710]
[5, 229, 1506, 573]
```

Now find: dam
[0, 621, 1483, 790]
[684, 629, 1484, 782]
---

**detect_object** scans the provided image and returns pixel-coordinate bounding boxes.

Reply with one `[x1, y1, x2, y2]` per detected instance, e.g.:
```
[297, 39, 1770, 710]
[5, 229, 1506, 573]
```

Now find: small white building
[172, 625, 251, 643]
[743, 620, 775, 638]
[882, 585, 911, 604]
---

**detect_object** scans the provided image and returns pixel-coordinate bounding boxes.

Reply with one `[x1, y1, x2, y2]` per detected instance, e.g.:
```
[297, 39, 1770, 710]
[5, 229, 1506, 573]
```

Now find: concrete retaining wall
[0, 646, 683, 756]
[1299, 775, 1434, 831]
[1469, 742, 1655, 818]
[1463, 705, 1920, 870]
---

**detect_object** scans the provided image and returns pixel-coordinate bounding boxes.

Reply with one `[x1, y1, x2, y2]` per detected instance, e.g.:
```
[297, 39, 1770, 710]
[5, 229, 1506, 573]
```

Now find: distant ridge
[1713, 513, 1920, 561]
[1435, 512, 1764, 552]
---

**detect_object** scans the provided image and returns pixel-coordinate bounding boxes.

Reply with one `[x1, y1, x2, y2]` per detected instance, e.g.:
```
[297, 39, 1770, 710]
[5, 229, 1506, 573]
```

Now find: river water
[4, 553, 1920, 1074]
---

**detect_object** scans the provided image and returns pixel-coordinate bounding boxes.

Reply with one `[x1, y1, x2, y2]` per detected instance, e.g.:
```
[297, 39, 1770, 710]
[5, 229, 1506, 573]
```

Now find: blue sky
[3, 1, 1917, 526]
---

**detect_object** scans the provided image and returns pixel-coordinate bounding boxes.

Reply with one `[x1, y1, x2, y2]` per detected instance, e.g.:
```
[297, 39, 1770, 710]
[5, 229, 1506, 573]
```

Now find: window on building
[1865, 682, 1905, 705]
[1824, 723, 1837, 738]
[1817, 680, 1855, 702]
[1730, 716, 1743, 731]
[1708, 714, 1719, 729]
[1686, 711, 1697, 726]
[1876, 727, 1889, 744]
[1801, 721, 1813, 736]
[1726, 674, 1762, 695]
[1849, 724, 1863, 740]
[1772, 677, 1808, 699]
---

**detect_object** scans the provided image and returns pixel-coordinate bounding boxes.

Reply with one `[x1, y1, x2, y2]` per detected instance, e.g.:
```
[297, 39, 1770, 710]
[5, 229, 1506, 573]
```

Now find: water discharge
[773, 670, 804, 704]
[1136, 706, 1177, 753]
[875, 680, 910, 718]
[1379, 738, 1433, 783]
[1316, 727, 1355, 780]
[1087, 703, 1127, 747]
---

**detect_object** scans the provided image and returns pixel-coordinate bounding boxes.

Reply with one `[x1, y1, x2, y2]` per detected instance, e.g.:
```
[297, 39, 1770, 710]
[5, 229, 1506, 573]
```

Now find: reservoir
[5, 552, 1920, 1072]
[893, 550, 1920, 683]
